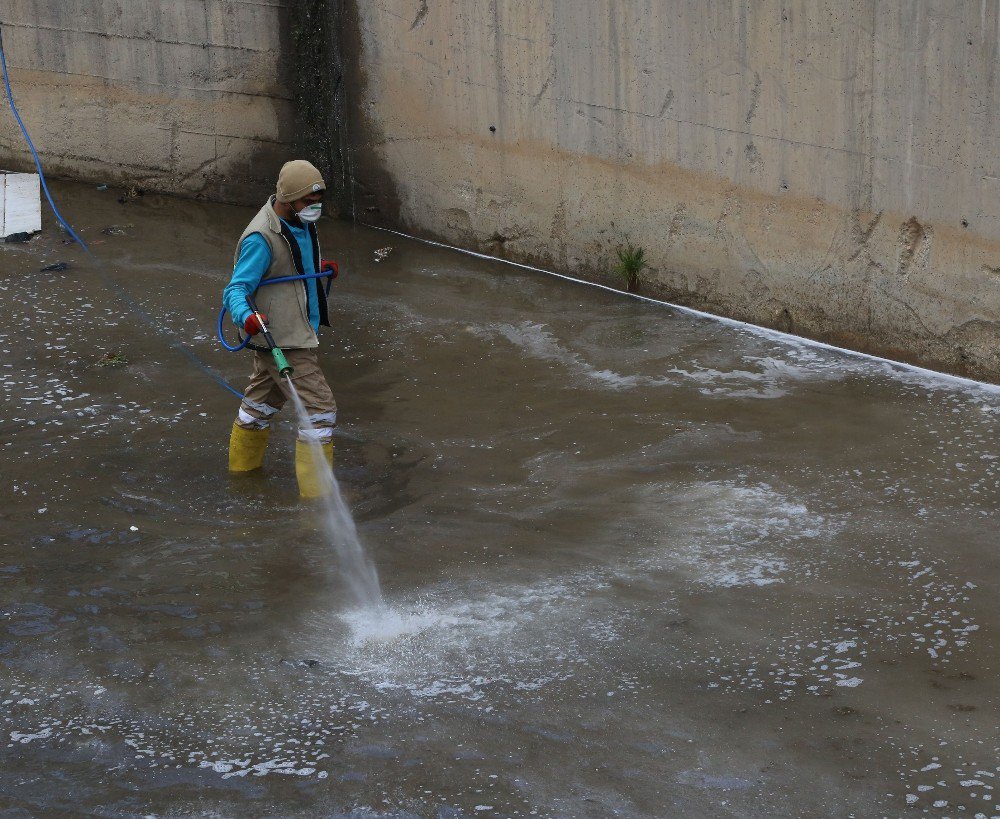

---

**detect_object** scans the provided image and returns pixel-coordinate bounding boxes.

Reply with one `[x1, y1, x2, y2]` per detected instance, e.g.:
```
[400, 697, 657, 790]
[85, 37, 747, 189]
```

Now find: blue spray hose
[217, 271, 336, 351]
[0, 22, 317, 401]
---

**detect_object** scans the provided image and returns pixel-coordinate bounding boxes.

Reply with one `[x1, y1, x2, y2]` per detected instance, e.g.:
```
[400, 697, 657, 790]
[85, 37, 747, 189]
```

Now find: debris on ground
[40, 262, 69, 272]
[96, 351, 129, 368]
[279, 658, 322, 669]
[96, 184, 108, 191]
[101, 225, 132, 236]
[2, 231, 33, 244]
[373, 246, 393, 263]
[117, 185, 144, 205]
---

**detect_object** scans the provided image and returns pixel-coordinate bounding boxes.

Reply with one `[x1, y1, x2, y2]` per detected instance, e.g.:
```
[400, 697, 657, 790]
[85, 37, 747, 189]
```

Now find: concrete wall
[0, 0, 294, 202]
[344, 0, 1000, 382]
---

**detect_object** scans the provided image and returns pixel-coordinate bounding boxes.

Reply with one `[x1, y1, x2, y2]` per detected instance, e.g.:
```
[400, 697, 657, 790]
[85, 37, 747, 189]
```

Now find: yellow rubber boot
[228, 423, 270, 472]
[295, 439, 334, 499]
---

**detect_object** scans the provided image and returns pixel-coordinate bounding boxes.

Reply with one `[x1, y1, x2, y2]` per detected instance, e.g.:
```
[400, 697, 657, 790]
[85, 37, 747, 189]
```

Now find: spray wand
[245, 294, 293, 378]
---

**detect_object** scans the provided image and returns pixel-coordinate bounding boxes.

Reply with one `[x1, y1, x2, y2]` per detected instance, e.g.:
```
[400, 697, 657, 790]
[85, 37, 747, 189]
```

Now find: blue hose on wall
[0, 24, 90, 253]
[0, 22, 247, 399]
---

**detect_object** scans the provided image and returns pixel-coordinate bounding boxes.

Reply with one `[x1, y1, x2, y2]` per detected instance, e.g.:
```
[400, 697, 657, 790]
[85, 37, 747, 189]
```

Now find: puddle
[1, 181, 997, 817]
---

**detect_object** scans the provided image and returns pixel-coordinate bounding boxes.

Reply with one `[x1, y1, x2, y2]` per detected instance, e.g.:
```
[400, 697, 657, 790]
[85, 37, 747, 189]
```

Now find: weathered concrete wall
[344, 0, 1000, 382]
[0, 1, 294, 202]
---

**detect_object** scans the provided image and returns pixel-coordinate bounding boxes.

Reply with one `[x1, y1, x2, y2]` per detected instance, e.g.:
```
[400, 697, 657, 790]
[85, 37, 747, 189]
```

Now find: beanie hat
[276, 160, 326, 203]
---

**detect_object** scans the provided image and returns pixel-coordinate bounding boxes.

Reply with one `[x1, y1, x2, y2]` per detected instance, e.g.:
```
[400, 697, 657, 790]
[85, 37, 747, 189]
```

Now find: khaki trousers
[235, 349, 337, 442]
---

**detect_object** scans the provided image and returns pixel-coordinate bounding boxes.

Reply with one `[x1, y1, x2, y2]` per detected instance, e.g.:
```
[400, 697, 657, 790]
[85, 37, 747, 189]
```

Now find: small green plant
[615, 243, 647, 292]
[96, 351, 129, 368]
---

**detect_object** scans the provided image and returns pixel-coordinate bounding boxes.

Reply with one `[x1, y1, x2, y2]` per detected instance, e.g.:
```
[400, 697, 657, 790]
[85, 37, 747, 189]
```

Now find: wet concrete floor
[1, 182, 998, 817]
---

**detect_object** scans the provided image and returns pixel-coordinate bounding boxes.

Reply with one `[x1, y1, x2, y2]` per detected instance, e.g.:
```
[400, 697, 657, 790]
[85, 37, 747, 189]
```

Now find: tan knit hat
[276, 160, 326, 203]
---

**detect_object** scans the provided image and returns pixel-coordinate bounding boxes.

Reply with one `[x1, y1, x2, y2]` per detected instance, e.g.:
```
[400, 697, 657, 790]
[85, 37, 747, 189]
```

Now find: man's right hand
[243, 313, 268, 336]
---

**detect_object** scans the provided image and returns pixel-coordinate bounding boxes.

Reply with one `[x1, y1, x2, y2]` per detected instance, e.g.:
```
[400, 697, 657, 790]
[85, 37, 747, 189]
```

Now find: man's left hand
[320, 259, 339, 279]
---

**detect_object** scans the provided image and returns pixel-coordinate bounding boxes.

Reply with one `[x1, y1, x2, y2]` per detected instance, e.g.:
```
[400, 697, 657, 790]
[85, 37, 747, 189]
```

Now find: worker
[223, 159, 339, 498]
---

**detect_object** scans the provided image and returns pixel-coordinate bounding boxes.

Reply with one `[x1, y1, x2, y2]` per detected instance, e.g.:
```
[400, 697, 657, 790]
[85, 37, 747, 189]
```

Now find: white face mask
[298, 203, 322, 223]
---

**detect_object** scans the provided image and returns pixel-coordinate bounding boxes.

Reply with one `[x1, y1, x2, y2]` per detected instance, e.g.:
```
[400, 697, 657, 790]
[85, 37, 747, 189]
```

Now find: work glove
[320, 259, 339, 278]
[243, 312, 268, 336]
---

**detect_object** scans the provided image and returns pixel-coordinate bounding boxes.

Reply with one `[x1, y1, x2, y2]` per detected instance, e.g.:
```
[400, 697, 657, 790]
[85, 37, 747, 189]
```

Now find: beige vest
[233, 198, 325, 350]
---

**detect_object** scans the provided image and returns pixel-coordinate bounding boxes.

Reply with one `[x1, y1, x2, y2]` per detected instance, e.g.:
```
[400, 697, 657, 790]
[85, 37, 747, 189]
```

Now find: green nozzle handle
[272, 348, 293, 377]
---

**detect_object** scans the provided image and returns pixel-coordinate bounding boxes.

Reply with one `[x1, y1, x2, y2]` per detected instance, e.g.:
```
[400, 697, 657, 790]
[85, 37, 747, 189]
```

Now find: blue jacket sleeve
[223, 234, 272, 328]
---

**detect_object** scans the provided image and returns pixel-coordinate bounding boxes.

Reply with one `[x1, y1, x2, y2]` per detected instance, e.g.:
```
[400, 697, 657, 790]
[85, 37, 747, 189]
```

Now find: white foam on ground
[668, 354, 846, 399]
[339, 604, 461, 645]
[333, 480, 831, 686]
[483, 321, 670, 390]
[365, 222, 1000, 398]
[478, 321, 855, 399]
[305, 479, 833, 715]
[621, 481, 836, 589]
[333, 570, 612, 651]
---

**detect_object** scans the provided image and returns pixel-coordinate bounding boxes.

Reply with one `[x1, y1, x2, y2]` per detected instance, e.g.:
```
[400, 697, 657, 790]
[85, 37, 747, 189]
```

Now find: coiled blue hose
[217, 270, 337, 351]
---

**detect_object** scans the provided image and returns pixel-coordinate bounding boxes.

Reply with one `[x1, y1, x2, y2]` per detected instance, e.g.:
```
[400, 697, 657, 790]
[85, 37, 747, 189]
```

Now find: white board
[1, 172, 42, 238]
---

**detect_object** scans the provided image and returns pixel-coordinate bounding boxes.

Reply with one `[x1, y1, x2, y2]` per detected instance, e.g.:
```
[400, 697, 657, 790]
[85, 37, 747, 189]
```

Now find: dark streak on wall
[286, 0, 348, 215]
